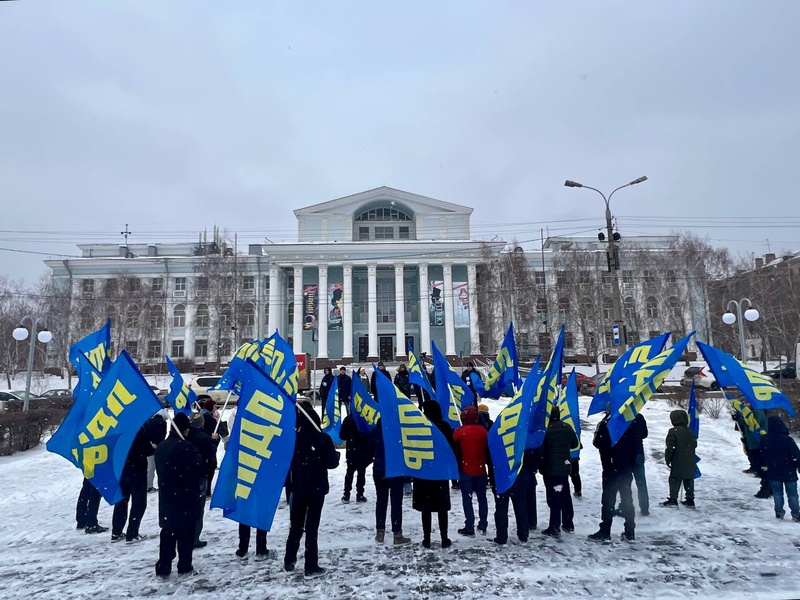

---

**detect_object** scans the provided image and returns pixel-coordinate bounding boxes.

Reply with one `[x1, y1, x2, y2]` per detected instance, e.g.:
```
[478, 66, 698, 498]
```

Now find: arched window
[242, 303, 256, 326]
[646, 296, 658, 318]
[668, 296, 681, 319]
[602, 297, 613, 320]
[125, 304, 139, 329]
[221, 304, 233, 327]
[105, 305, 117, 326]
[354, 202, 415, 241]
[80, 307, 93, 330]
[355, 206, 413, 222]
[623, 297, 635, 320]
[148, 305, 164, 329]
[173, 304, 186, 328]
[196, 303, 209, 327]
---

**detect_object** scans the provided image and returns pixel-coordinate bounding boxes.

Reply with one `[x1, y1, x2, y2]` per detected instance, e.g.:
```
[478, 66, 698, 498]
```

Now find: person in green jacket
[660, 410, 698, 508]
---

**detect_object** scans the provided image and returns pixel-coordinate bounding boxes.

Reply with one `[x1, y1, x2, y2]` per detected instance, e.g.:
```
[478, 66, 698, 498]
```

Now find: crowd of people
[73, 364, 800, 581]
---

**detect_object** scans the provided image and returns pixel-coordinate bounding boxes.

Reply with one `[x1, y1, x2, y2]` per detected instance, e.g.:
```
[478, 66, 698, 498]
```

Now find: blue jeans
[632, 454, 649, 513]
[459, 473, 488, 532]
[771, 480, 800, 519]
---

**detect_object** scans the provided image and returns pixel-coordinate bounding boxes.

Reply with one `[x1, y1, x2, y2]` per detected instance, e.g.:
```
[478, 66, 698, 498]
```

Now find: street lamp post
[722, 298, 759, 362]
[564, 176, 648, 353]
[12, 316, 53, 412]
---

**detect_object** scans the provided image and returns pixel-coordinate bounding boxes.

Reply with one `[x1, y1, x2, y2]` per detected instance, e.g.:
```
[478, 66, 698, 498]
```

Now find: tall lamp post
[12, 317, 53, 412]
[564, 176, 648, 353]
[722, 298, 759, 362]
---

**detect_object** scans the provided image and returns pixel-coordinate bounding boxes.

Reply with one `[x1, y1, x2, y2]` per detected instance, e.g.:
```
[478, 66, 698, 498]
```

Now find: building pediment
[293, 186, 473, 218]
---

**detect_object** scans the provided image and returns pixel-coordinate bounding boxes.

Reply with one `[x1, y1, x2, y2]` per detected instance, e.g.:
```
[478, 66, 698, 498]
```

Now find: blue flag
[479, 323, 522, 399]
[374, 366, 458, 481]
[487, 358, 541, 494]
[608, 333, 694, 445]
[527, 326, 564, 449]
[588, 333, 670, 416]
[687, 381, 701, 478]
[259, 333, 299, 398]
[210, 359, 296, 532]
[164, 356, 195, 416]
[72, 351, 105, 404]
[321, 375, 342, 445]
[69, 320, 112, 394]
[351, 370, 380, 434]
[559, 370, 581, 459]
[212, 340, 262, 393]
[729, 396, 767, 437]
[431, 340, 474, 429]
[696, 341, 795, 416]
[407, 342, 434, 398]
[47, 351, 163, 505]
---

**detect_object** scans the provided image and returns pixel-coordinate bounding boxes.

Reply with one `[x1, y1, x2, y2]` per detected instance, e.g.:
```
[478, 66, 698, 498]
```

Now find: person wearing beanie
[370, 417, 411, 546]
[461, 362, 482, 407]
[371, 362, 391, 401]
[337, 367, 353, 417]
[454, 406, 490, 537]
[154, 412, 205, 578]
[540, 406, 579, 537]
[477, 404, 493, 431]
[761, 415, 800, 521]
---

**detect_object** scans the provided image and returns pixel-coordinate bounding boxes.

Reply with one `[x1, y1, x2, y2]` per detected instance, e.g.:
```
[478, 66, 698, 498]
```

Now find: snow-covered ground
[2, 395, 800, 599]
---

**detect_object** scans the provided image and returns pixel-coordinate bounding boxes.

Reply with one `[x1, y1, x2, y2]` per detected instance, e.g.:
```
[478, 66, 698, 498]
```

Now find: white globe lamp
[12, 327, 29, 341]
[722, 312, 736, 325]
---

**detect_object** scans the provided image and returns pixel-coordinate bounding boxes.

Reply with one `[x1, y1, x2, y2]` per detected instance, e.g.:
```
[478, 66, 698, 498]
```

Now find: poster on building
[429, 280, 444, 326]
[453, 281, 469, 328]
[303, 284, 318, 330]
[328, 283, 343, 330]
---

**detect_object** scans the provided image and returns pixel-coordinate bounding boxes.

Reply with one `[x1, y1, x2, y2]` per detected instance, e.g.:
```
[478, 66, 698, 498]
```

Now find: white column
[268, 265, 280, 336]
[292, 266, 303, 353]
[394, 264, 405, 358]
[318, 265, 328, 358]
[467, 263, 480, 354]
[367, 263, 378, 359]
[343, 264, 354, 358]
[419, 263, 431, 355]
[443, 262, 456, 356]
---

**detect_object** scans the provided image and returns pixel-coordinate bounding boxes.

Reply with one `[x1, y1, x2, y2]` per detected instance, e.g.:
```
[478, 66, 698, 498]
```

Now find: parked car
[762, 362, 796, 380]
[0, 391, 23, 411]
[561, 372, 598, 396]
[680, 367, 719, 390]
[189, 374, 240, 406]
[10, 390, 45, 401]
[148, 385, 170, 408]
[40, 389, 73, 399]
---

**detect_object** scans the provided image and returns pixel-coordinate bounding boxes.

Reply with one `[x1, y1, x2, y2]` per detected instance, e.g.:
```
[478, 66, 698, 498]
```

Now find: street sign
[612, 324, 621, 346]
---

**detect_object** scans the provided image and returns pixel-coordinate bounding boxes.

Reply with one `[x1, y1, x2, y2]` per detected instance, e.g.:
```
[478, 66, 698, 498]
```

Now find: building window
[579, 271, 592, 284]
[648, 330, 660, 340]
[377, 282, 395, 322]
[666, 270, 677, 285]
[221, 304, 234, 327]
[171, 340, 184, 358]
[242, 303, 256, 326]
[538, 332, 551, 353]
[197, 276, 209, 290]
[127, 278, 141, 293]
[601, 271, 612, 286]
[243, 276, 255, 293]
[196, 304, 209, 327]
[263, 276, 270, 292]
[374, 226, 394, 240]
[126, 340, 138, 357]
[174, 277, 187, 292]
[627, 330, 640, 345]
[556, 271, 570, 287]
[564, 332, 574, 350]
[534, 271, 546, 286]
[604, 331, 614, 348]
[125, 304, 139, 329]
[622, 270, 634, 285]
[263, 304, 269, 324]
[399, 226, 410, 240]
[80, 307, 93, 330]
[219, 339, 232, 359]
[151, 278, 164, 293]
[105, 279, 118, 297]
[288, 302, 294, 325]
[668, 296, 681, 319]
[646, 296, 658, 318]
[195, 339, 208, 358]
[149, 305, 164, 329]
[623, 297, 635, 320]
[82, 279, 94, 297]
[359, 227, 370, 241]
[602, 297, 613, 320]
[173, 304, 186, 328]
[558, 297, 570, 322]
[147, 341, 162, 359]
[355, 206, 413, 222]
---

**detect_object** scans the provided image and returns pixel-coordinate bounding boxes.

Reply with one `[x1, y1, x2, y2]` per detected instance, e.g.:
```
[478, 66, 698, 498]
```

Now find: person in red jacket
[453, 405, 490, 536]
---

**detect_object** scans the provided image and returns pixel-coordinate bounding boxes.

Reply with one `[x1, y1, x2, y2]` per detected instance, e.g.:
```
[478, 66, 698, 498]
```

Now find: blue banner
[210, 359, 296, 532]
[729, 396, 767, 437]
[588, 333, 670, 416]
[72, 351, 104, 404]
[560, 370, 581, 459]
[688, 381, 701, 478]
[608, 333, 694, 445]
[212, 340, 262, 393]
[321, 374, 342, 445]
[351, 371, 380, 434]
[164, 356, 195, 416]
[259, 333, 299, 398]
[47, 351, 163, 505]
[487, 359, 540, 494]
[69, 319, 112, 392]
[478, 323, 522, 399]
[407, 342, 434, 398]
[527, 326, 564, 449]
[374, 366, 458, 481]
[696, 341, 795, 416]
[431, 340, 473, 429]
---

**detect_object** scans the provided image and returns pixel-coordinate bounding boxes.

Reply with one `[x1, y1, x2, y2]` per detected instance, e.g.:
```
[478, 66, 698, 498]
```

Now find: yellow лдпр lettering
[235, 389, 285, 499]
[398, 404, 434, 469]
[496, 401, 522, 468]
[486, 347, 513, 388]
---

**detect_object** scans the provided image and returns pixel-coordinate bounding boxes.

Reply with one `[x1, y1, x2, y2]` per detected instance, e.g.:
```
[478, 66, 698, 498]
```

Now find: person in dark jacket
[630, 413, 650, 516]
[112, 423, 157, 543]
[660, 409, 698, 508]
[154, 413, 205, 578]
[284, 401, 340, 577]
[734, 400, 771, 498]
[414, 359, 435, 409]
[394, 364, 412, 399]
[75, 477, 107, 534]
[413, 401, 454, 548]
[540, 406, 579, 536]
[461, 362, 482, 407]
[340, 412, 373, 503]
[589, 410, 637, 541]
[371, 419, 411, 546]
[477, 403, 493, 431]
[146, 411, 168, 493]
[761, 416, 800, 521]
[371, 362, 392, 401]
[337, 367, 352, 416]
[492, 448, 538, 544]
[186, 421, 216, 548]
[453, 406, 490, 536]
[319, 367, 334, 405]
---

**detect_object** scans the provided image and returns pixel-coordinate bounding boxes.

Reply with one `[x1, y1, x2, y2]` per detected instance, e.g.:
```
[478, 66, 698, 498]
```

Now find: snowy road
[1, 397, 799, 599]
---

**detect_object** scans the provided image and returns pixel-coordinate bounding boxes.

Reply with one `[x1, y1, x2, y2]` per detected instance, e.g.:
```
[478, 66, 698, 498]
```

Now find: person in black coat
[76, 477, 107, 534]
[112, 422, 157, 543]
[461, 362, 482, 407]
[284, 401, 340, 577]
[761, 416, 800, 521]
[540, 406, 579, 537]
[154, 413, 205, 578]
[319, 367, 334, 405]
[629, 413, 650, 516]
[186, 422, 215, 549]
[371, 362, 392, 401]
[589, 410, 638, 541]
[339, 413, 373, 503]
[413, 400, 454, 548]
[492, 448, 539, 544]
[337, 367, 352, 416]
[414, 359, 435, 409]
[371, 419, 411, 546]
[394, 364, 412, 399]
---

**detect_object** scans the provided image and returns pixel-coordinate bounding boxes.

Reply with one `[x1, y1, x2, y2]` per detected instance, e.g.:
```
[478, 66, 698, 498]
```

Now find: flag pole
[166, 413, 185, 441]
[213, 389, 234, 435]
[297, 398, 322, 433]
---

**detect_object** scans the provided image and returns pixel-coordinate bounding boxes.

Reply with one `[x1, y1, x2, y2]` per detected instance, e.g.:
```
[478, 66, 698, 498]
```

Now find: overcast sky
[1, 1, 798, 282]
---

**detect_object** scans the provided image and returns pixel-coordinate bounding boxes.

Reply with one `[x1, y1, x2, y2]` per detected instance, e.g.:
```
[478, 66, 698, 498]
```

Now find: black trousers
[525, 471, 538, 530]
[374, 471, 404, 534]
[238, 524, 268, 555]
[194, 495, 206, 544]
[112, 471, 147, 539]
[543, 474, 574, 531]
[156, 525, 195, 576]
[284, 495, 324, 570]
[344, 463, 366, 497]
[76, 478, 101, 529]
[421, 510, 449, 541]
[495, 471, 529, 543]
[570, 458, 582, 495]
[600, 471, 635, 534]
